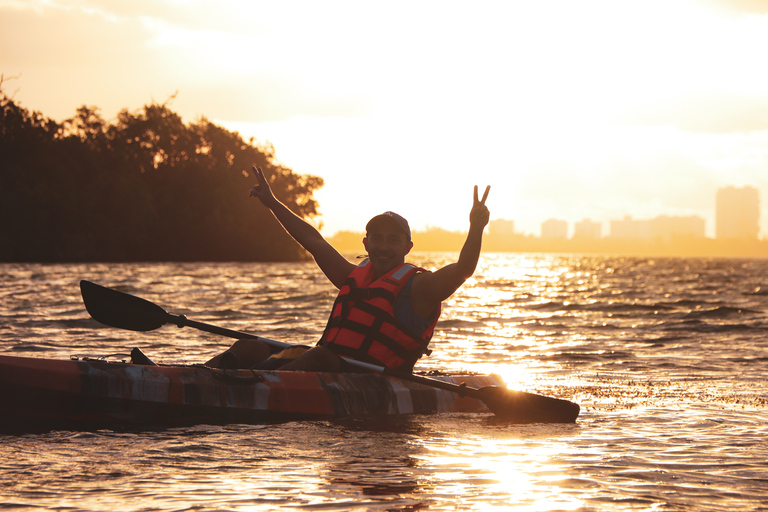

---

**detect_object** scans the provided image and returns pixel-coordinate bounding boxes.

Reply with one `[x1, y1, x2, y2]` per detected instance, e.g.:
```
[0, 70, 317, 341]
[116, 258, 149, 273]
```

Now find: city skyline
[489, 185, 761, 241]
[326, 184, 765, 250]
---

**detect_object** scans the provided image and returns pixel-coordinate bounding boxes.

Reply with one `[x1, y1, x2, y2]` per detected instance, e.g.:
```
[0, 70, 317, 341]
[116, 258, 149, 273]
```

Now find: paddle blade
[476, 387, 580, 423]
[80, 280, 170, 332]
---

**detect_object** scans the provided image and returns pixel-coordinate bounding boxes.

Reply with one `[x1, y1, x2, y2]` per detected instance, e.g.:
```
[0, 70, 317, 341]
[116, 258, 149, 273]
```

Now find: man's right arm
[249, 166, 355, 288]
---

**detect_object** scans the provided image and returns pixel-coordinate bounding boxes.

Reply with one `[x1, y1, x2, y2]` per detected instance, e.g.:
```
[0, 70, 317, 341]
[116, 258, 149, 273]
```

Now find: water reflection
[2, 258, 768, 511]
[298, 415, 585, 511]
[406, 418, 584, 511]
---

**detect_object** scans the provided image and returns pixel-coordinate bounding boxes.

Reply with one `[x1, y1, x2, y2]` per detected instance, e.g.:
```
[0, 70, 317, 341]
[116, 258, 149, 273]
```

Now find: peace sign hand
[248, 165, 278, 207]
[470, 185, 490, 228]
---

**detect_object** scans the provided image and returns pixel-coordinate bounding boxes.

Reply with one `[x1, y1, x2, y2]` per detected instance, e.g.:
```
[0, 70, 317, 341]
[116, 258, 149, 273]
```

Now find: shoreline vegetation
[2, 80, 765, 262]
[1, 80, 322, 262]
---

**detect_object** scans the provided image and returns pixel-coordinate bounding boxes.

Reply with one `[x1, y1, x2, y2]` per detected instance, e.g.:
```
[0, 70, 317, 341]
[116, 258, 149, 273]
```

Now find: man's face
[363, 226, 413, 276]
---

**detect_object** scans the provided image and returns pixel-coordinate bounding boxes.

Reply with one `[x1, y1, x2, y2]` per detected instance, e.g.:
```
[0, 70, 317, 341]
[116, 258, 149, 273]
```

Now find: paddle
[79, 280, 292, 351]
[79, 280, 580, 423]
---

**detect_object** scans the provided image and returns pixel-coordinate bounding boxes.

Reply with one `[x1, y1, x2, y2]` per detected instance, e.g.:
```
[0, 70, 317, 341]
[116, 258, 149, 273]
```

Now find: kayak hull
[0, 355, 502, 432]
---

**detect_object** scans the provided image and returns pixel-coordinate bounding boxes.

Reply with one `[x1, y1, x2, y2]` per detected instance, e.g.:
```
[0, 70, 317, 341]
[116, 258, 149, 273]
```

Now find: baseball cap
[365, 211, 411, 240]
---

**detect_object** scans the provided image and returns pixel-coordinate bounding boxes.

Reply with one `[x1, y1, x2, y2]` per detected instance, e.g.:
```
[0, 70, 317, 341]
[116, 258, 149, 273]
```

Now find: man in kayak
[207, 165, 490, 373]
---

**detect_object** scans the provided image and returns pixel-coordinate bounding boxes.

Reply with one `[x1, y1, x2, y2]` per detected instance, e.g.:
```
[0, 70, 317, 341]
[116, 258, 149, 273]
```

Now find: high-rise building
[716, 186, 759, 239]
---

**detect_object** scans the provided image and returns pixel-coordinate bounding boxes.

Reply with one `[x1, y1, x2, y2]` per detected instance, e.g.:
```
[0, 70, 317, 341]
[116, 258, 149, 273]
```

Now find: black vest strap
[325, 300, 430, 361]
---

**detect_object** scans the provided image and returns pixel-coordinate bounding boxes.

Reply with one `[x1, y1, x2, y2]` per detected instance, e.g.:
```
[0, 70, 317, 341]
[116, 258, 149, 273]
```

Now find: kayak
[0, 281, 580, 433]
[0, 354, 505, 432]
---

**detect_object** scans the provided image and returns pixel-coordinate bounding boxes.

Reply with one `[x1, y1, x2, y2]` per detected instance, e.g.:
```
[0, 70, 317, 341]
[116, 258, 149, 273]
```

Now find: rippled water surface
[1, 254, 767, 511]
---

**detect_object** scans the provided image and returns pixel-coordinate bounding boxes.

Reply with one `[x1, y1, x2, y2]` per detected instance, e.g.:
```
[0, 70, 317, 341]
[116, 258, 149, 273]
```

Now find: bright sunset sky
[2, 0, 768, 237]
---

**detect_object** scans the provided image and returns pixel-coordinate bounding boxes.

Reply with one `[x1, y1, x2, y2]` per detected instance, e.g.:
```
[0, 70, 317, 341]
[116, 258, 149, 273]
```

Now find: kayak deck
[0, 355, 503, 432]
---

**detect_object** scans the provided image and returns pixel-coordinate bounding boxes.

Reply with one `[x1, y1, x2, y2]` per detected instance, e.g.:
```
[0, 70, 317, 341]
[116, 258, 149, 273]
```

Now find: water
[1, 254, 767, 511]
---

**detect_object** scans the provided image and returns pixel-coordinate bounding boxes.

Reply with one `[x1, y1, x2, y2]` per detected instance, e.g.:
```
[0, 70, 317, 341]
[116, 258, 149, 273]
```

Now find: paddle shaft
[167, 313, 292, 351]
[80, 281, 464, 390]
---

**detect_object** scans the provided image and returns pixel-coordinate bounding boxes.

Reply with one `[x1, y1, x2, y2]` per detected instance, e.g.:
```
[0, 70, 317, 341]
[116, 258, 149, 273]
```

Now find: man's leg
[278, 346, 343, 372]
[205, 338, 271, 369]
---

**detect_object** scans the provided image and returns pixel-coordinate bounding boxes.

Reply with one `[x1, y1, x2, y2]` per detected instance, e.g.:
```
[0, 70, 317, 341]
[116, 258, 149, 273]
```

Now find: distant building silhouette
[610, 216, 650, 239]
[716, 186, 759, 239]
[573, 218, 601, 239]
[489, 219, 515, 236]
[542, 218, 568, 239]
[610, 215, 705, 241]
[649, 215, 705, 241]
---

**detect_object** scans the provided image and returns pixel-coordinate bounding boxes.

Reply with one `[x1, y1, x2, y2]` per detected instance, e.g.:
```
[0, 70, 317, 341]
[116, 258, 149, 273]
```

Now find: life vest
[317, 259, 441, 372]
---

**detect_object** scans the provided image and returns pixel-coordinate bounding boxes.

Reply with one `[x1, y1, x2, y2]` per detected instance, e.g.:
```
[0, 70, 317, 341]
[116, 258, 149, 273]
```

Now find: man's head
[364, 212, 413, 276]
[365, 211, 411, 241]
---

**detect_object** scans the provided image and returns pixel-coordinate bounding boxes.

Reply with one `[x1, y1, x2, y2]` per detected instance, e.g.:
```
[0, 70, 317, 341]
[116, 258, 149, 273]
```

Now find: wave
[683, 306, 761, 319]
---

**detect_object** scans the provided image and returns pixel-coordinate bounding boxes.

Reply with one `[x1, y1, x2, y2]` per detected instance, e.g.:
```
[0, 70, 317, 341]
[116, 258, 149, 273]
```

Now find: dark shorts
[254, 345, 311, 370]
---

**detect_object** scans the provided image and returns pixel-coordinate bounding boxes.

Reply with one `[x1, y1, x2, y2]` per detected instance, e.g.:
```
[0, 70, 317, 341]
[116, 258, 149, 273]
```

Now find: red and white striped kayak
[0, 354, 504, 432]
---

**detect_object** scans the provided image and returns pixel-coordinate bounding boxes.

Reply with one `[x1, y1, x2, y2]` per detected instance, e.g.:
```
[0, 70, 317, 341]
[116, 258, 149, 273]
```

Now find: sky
[2, 0, 768, 238]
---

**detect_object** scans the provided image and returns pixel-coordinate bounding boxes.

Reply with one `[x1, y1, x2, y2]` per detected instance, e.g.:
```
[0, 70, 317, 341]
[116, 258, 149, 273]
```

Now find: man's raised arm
[248, 165, 355, 288]
[411, 185, 490, 312]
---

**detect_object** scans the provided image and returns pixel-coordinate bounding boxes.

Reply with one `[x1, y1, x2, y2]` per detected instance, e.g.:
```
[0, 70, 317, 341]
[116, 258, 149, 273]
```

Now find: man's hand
[470, 185, 490, 228]
[248, 165, 278, 207]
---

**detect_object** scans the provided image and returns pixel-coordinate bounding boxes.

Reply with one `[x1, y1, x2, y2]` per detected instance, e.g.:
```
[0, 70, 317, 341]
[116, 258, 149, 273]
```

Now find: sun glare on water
[415, 433, 585, 511]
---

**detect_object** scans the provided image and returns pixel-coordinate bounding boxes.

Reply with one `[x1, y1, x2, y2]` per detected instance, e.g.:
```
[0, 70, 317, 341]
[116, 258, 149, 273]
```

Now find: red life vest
[317, 260, 441, 372]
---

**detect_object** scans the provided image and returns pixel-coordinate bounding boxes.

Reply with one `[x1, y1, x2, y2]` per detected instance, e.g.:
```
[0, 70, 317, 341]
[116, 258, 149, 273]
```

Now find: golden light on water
[422, 253, 588, 401]
[6, 258, 768, 510]
[415, 435, 585, 511]
[486, 363, 538, 392]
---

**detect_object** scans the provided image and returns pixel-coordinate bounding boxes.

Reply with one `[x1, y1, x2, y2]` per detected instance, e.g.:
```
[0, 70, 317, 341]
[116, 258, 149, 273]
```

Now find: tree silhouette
[0, 81, 323, 262]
